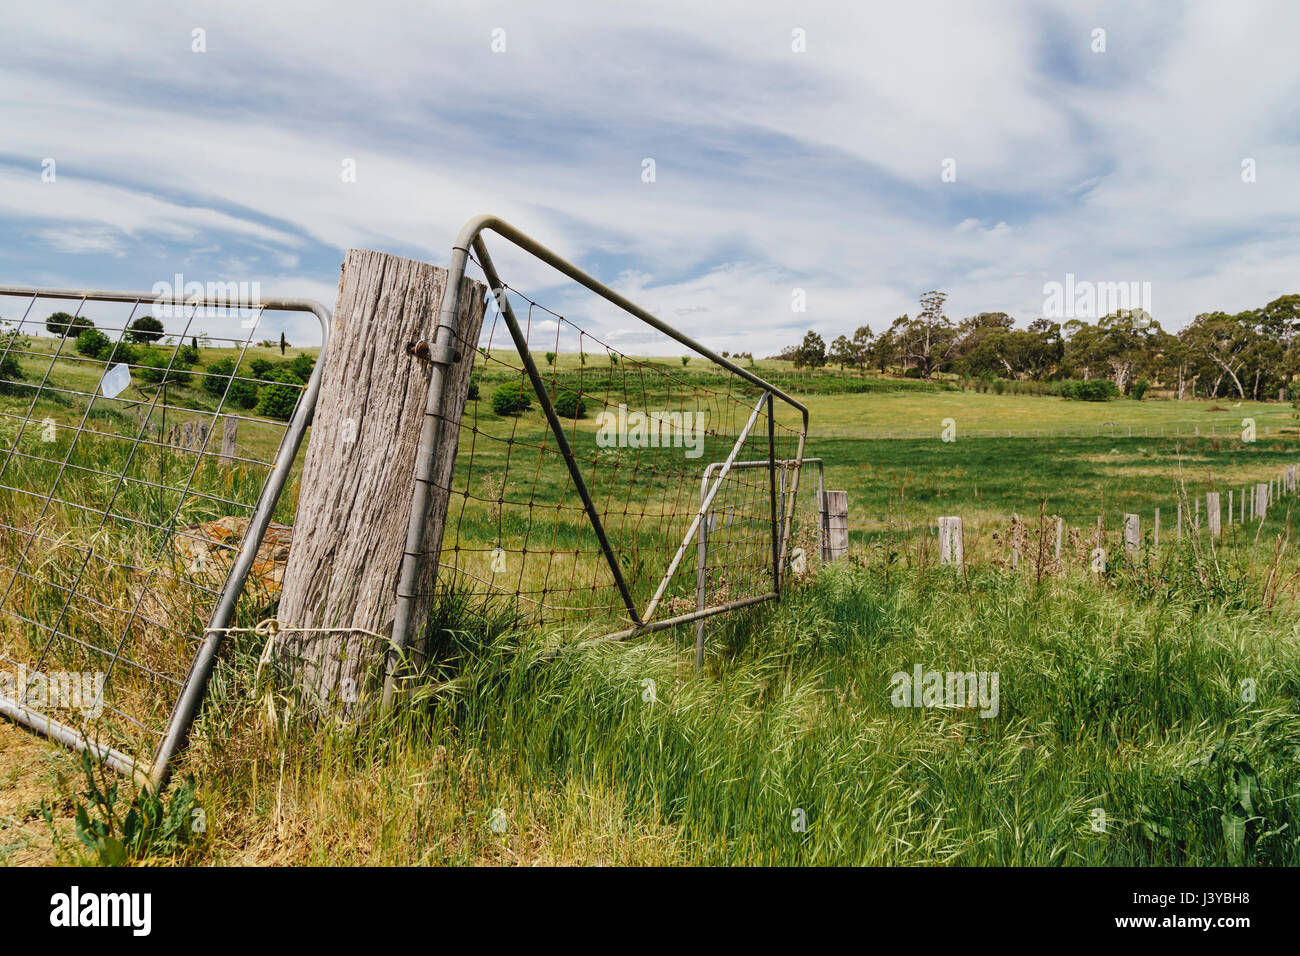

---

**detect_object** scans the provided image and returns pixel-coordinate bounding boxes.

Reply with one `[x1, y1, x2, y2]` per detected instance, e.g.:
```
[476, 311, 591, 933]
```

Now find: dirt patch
[0, 721, 79, 865]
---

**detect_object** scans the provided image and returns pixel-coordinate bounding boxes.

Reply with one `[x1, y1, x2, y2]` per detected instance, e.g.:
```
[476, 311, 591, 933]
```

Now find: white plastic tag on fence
[100, 362, 131, 399]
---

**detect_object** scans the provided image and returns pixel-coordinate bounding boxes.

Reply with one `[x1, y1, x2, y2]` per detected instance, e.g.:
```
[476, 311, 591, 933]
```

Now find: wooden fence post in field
[1206, 492, 1221, 537]
[1256, 483, 1269, 520]
[1227, 490, 1233, 526]
[218, 415, 238, 467]
[938, 515, 963, 567]
[1123, 513, 1139, 554]
[822, 491, 849, 562]
[274, 249, 487, 713]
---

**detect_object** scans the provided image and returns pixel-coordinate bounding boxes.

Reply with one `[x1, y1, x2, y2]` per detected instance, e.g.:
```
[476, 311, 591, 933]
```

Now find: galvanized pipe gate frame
[385, 215, 810, 703]
[0, 286, 331, 788]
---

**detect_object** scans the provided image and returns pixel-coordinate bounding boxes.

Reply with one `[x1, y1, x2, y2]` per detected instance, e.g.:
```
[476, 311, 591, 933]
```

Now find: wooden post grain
[823, 491, 850, 561]
[939, 515, 964, 567]
[274, 250, 486, 711]
[219, 415, 238, 467]
[1123, 513, 1139, 554]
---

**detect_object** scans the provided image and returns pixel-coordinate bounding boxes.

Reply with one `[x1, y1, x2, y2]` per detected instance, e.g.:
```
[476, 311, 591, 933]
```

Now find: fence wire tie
[202, 619, 389, 675]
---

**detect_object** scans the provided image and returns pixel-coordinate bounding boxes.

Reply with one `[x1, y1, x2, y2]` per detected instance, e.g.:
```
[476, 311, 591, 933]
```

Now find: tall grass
[171, 542, 1300, 866]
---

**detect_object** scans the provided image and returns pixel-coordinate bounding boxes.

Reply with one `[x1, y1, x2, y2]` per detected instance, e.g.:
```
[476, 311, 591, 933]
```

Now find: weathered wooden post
[1153, 507, 1160, 548]
[273, 250, 487, 712]
[1227, 490, 1233, 525]
[822, 491, 849, 562]
[939, 515, 964, 567]
[1123, 513, 1139, 554]
[218, 414, 238, 467]
[1256, 483, 1269, 520]
[1206, 492, 1221, 537]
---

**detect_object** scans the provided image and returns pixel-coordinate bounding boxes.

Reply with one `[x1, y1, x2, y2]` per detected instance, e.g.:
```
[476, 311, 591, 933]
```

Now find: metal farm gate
[384, 216, 811, 699]
[0, 286, 330, 787]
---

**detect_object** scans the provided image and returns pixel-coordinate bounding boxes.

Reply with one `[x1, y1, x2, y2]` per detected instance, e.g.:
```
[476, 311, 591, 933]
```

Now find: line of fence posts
[931, 461, 1300, 569]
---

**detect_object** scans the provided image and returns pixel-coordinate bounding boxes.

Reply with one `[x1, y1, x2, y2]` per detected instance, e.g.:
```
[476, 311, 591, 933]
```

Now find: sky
[1, 0, 1298, 355]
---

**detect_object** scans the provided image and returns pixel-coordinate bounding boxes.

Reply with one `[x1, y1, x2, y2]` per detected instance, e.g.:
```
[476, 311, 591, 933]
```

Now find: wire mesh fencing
[392, 217, 811, 668]
[0, 286, 329, 785]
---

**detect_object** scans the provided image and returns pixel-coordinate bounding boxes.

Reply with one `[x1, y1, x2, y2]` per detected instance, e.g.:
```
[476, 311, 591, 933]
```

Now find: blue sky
[1, 0, 1298, 354]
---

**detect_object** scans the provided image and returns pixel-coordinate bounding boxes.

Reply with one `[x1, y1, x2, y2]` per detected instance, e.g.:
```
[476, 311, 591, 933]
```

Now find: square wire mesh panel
[427, 239, 809, 645]
[697, 457, 826, 611]
[0, 287, 328, 782]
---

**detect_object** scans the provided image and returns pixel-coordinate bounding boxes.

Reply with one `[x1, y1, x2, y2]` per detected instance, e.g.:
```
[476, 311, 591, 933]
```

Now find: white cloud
[0, 0, 1297, 356]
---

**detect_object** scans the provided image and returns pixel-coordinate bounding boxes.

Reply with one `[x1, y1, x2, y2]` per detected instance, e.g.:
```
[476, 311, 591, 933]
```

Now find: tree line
[780, 291, 1300, 400]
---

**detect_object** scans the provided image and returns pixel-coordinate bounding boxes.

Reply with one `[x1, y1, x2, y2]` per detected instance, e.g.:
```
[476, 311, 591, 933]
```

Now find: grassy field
[1, 342, 1299, 866]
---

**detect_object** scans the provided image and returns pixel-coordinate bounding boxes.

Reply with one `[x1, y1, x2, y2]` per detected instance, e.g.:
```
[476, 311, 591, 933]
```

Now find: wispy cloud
[1, 0, 1298, 354]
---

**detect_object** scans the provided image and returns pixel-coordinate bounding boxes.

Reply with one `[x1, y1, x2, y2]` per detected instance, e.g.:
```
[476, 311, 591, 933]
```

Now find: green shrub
[1052, 378, 1119, 402]
[103, 341, 137, 366]
[491, 382, 532, 416]
[254, 369, 303, 421]
[137, 349, 193, 386]
[204, 358, 259, 409]
[202, 357, 237, 396]
[467, 375, 480, 401]
[1132, 379, 1150, 401]
[550, 388, 586, 419]
[249, 358, 276, 381]
[0, 353, 25, 395]
[178, 344, 200, 366]
[74, 328, 112, 360]
[287, 353, 315, 381]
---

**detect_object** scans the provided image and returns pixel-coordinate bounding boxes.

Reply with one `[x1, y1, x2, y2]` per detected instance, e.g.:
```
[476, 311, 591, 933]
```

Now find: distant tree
[46, 312, 93, 337]
[680, 355, 690, 366]
[126, 315, 165, 343]
[851, 325, 873, 371]
[793, 330, 827, 370]
[280, 331, 287, 356]
[1181, 311, 1253, 399]
[545, 351, 556, 366]
[893, 291, 957, 379]
[828, 334, 856, 371]
[871, 325, 900, 373]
